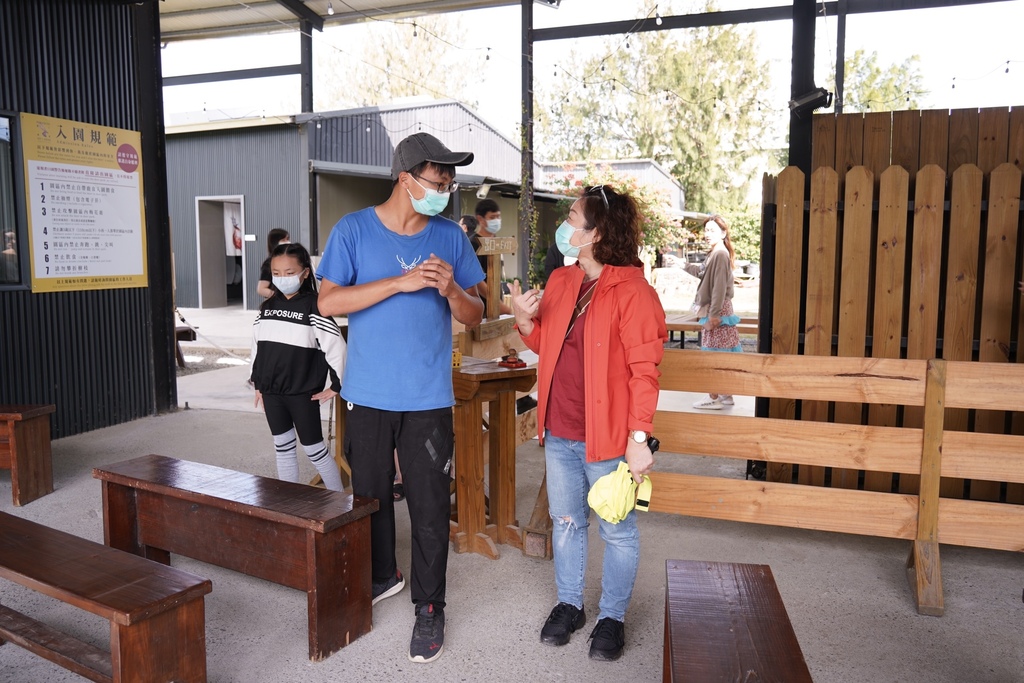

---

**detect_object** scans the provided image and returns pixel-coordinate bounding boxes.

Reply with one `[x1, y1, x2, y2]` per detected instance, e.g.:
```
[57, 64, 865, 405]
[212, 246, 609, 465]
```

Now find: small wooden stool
[0, 404, 56, 506]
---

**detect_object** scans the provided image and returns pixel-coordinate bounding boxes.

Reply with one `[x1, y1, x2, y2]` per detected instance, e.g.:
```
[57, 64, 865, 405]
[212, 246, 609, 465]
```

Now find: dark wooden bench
[93, 454, 378, 661]
[174, 325, 197, 368]
[0, 510, 211, 683]
[0, 404, 55, 506]
[664, 560, 813, 683]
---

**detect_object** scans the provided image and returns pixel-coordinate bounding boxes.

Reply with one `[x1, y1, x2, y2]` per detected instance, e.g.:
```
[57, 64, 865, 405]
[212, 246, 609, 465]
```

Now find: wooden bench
[0, 510, 211, 683]
[174, 326, 197, 368]
[663, 560, 812, 683]
[93, 454, 378, 661]
[665, 315, 759, 348]
[0, 404, 55, 506]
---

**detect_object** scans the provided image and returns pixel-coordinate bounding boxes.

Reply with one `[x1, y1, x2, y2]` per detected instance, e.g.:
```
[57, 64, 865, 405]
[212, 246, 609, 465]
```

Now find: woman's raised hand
[510, 279, 540, 336]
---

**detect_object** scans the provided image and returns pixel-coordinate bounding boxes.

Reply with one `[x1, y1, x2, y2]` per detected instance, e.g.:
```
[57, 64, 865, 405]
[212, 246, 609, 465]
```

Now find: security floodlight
[789, 87, 833, 116]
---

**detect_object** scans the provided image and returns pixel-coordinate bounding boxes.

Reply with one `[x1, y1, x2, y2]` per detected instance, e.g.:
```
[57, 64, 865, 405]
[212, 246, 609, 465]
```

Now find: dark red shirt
[546, 278, 598, 441]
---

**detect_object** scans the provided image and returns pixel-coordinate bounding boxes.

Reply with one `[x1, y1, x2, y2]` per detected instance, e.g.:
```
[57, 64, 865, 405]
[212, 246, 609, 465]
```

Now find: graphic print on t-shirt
[396, 254, 423, 272]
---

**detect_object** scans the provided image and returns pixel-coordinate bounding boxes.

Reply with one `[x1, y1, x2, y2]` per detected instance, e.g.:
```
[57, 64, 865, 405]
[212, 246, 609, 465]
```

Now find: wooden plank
[908, 359, 946, 615]
[647, 472, 919, 540]
[1009, 106, 1024, 171]
[664, 561, 813, 683]
[938, 164, 983, 498]
[659, 350, 927, 406]
[918, 109, 949, 171]
[812, 113, 836, 172]
[937, 497, 1024, 551]
[947, 108, 979, 175]
[865, 166, 909, 492]
[0, 604, 113, 683]
[976, 106, 1010, 174]
[891, 109, 921, 178]
[901, 165, 946, 486]
[800, 167, 840, 486]
[942, 431, 1024, 484]
[862, 112, 893, 181]
[653, 411, 923, 474]
[971, 163, 1022, 501]
[767, 166, 805, 482]
[835, 112, 864, 189]
[944, 359, 1024, 411]
[833, 166, 874, 489]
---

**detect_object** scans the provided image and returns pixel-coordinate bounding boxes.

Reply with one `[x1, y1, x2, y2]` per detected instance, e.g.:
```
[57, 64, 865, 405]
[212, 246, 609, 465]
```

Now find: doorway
[194, 196, 246, 308]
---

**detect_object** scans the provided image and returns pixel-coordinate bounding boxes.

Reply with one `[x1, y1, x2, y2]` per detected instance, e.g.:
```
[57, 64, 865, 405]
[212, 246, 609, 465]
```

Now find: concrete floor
[1, 306, 1021, 682]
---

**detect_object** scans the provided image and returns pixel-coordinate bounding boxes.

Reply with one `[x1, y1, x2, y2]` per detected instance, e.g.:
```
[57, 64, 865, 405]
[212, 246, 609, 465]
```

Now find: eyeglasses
[584, 184, 609, 209]
[412, 173, 459, 194]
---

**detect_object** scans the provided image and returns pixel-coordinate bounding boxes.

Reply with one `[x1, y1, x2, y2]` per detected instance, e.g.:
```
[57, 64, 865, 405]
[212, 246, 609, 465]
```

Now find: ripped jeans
[544, 431, 640, 622]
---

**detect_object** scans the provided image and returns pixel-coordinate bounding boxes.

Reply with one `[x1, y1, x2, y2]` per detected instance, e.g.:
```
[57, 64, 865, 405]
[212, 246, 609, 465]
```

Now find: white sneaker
[692, 395, 725, 410]
[719, 395, 734, 406]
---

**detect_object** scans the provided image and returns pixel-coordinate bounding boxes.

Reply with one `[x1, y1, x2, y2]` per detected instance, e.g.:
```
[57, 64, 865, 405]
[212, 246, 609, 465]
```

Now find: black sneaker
[588, 617, 625, 661]
[408, 603, 445, 663]
[371, 569, 405, 605]
[540, 602, 586, 646]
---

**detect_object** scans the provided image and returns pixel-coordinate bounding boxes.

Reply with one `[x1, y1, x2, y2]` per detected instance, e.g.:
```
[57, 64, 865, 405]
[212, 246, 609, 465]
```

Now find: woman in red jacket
[511, 184, 667, 662]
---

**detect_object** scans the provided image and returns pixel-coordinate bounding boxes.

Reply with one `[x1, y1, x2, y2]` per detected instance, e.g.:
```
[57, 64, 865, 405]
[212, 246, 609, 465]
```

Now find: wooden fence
[761, 161, 1023, 503]
[650, 350, 1024, 616]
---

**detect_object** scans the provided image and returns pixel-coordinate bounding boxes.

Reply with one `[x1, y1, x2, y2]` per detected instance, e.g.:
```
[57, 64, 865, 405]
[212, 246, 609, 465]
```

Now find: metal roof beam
[274, 0, 324, 31]
[163, 64, 302, 87]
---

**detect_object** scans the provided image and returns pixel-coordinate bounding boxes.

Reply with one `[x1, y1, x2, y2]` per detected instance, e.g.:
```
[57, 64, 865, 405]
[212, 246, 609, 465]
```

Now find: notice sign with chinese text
[21, 112, 148, 292]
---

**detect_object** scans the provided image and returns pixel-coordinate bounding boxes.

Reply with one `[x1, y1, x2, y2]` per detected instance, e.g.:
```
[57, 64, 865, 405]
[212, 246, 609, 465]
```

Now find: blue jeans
[544, 431, 640, 622]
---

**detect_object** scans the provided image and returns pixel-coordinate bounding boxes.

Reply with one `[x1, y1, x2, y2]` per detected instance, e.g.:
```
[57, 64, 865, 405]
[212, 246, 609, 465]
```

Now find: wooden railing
[650, 349, 1024, 616]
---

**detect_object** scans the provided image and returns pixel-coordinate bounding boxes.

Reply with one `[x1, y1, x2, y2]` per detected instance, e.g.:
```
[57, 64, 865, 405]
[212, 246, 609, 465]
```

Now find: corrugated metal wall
[0, 0, 172, 438]
[311, 102, 523, 183]
[166, 125, 302, 308]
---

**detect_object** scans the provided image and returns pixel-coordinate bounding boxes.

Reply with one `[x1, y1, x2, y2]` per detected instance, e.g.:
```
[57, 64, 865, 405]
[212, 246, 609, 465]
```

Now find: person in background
[510, 183, 667, 662]
[250, 242, 345, 491]
[469, 199, 512, 315]
[683, 214, 741, 410]
[316, 132, 484, 664]
[458, 214, 477, 235]
[257, 228, 291, 298]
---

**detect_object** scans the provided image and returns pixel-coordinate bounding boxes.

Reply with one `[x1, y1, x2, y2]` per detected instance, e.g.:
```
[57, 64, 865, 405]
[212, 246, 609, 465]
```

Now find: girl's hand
[624, 438, 654, 484]
[704, 316, 721, 331]
[254, 389, 263, 409]
[312, 388, 338, 404]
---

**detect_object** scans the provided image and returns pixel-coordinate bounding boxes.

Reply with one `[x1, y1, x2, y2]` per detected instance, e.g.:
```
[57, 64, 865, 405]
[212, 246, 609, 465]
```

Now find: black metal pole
[300, 19, 313, 113]
[788, 0, 817, 175]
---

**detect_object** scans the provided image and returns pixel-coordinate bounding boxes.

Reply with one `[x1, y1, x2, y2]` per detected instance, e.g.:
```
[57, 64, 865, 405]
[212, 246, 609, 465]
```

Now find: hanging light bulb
[365, 118, 371, 133]
[327, 1, 334, 16]
[656, 5, 663, 25]
[316, 118, 322, 129]
[486, 47, 491, 61]
[1006, 60, 1010, 74]
[413, 23, 417, 37]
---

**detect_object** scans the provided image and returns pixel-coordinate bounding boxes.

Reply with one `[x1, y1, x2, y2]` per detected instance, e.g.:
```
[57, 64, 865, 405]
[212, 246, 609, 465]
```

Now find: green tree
[829, 49, 926, 113]
[536, 6, 775, 219]
[315, 16, 483, 110]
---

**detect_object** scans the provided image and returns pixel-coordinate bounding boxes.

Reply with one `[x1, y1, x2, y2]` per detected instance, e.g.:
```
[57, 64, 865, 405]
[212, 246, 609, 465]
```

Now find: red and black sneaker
[408, 602, 445, 663]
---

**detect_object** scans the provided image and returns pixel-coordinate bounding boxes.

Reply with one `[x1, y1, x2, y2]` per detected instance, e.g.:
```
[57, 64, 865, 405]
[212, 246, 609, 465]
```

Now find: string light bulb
[327, 1, 334, 16]
[656, 5, 663, 25]
[486, 47, 491, 61]
[413, 23, 417, 37]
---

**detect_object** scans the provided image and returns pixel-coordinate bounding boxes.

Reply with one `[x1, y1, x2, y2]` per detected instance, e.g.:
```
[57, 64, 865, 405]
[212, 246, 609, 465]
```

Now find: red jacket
[520, 264, 667, 462]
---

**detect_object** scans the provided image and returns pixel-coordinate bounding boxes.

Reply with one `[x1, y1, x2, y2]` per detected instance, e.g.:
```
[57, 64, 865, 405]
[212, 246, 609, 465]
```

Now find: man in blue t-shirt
[317, 132, 484, 664]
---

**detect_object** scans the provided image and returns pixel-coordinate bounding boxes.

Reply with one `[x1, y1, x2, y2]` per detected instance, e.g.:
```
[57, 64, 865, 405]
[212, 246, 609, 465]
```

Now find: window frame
[0, 109, 30, 291]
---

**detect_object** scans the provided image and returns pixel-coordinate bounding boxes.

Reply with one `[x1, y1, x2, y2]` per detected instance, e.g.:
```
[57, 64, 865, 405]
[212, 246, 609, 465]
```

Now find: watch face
[633, 431, 646, 443]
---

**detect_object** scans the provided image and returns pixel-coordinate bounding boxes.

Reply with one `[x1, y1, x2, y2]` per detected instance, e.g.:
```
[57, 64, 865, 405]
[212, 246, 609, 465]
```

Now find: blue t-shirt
[317, 207, 485, 411]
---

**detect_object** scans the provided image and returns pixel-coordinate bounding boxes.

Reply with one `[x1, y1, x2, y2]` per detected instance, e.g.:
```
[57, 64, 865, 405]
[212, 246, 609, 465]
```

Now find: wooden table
[0, 404, 55, 506]
[0, 511, 211, 683]
[450, 358, 536, 559]
[93, 454, 378, 661]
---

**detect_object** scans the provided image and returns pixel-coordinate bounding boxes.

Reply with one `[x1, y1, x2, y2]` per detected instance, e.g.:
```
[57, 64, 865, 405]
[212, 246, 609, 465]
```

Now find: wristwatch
[631, 430, 648, 444]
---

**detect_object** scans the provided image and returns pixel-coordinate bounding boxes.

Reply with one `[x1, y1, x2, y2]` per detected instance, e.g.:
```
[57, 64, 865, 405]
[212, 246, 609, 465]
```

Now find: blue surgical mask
[406, 176, 451, 216]
[273, 274, 302, 296]
[554, 220, 592, 259]
[485, 218, 501, 234]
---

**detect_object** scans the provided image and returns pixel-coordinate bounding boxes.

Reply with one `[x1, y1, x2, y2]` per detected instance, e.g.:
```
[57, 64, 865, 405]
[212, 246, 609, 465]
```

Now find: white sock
[273, 429, 299, 482]
[303, 441, 343, 491]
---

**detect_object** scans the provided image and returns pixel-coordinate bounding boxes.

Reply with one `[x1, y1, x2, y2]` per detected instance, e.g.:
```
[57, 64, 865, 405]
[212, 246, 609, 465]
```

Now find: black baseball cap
[391, 133, 474, 179]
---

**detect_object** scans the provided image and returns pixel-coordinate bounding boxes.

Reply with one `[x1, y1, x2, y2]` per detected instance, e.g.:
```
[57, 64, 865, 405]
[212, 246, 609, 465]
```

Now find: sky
[161, 0, 1024, 145]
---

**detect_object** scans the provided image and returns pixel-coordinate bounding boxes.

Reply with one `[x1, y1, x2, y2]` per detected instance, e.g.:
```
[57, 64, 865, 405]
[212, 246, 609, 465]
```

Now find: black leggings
[262, 392, 324, 445]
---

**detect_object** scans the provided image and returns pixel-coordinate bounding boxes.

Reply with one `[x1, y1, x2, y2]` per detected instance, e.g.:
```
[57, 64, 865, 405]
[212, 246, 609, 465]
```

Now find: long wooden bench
[0, 404, 55, 506]
[664, 560, 812, 682]
[93, 454, 378, 661]
[0, 510, 211, 683]
[665, 315, 759, 348]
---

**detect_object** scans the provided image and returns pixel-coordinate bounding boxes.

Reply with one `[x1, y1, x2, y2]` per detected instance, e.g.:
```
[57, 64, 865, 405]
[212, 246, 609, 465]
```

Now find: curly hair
[578, 184, 642, 266]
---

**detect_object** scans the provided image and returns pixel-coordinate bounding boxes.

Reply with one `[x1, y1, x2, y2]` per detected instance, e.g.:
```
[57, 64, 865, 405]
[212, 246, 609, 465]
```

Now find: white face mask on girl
[273, 274, 303, 295]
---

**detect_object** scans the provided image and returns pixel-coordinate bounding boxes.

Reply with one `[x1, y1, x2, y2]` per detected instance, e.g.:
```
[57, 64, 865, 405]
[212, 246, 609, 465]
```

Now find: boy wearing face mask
[250, 242, 347, 491]
[316, 133, 484, 664]
[470, 198, 513, 316]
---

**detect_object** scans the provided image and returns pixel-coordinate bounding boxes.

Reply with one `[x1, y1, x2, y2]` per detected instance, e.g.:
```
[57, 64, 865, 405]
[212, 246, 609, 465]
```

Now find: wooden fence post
[907, 358, 946, 616]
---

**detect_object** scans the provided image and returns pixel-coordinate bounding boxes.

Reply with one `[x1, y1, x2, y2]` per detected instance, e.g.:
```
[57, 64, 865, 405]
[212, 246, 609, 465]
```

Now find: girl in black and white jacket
[251, 242, 346, 490]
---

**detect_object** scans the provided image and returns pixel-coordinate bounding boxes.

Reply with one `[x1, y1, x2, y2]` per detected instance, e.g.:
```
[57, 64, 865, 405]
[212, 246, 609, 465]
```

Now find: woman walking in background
[685, 214, 742, 410]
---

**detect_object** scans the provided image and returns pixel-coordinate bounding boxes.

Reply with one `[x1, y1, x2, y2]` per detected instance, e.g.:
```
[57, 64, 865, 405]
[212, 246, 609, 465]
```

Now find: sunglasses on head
[584, 184, 609, 209]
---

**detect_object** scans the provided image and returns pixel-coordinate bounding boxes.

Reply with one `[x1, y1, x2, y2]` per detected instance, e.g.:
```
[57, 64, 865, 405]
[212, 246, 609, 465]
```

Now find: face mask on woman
[484, 218, 501, 234]
[273, 274, 303, 295]
[406, 177, 451, 217]
[554, 220, 593, 259]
